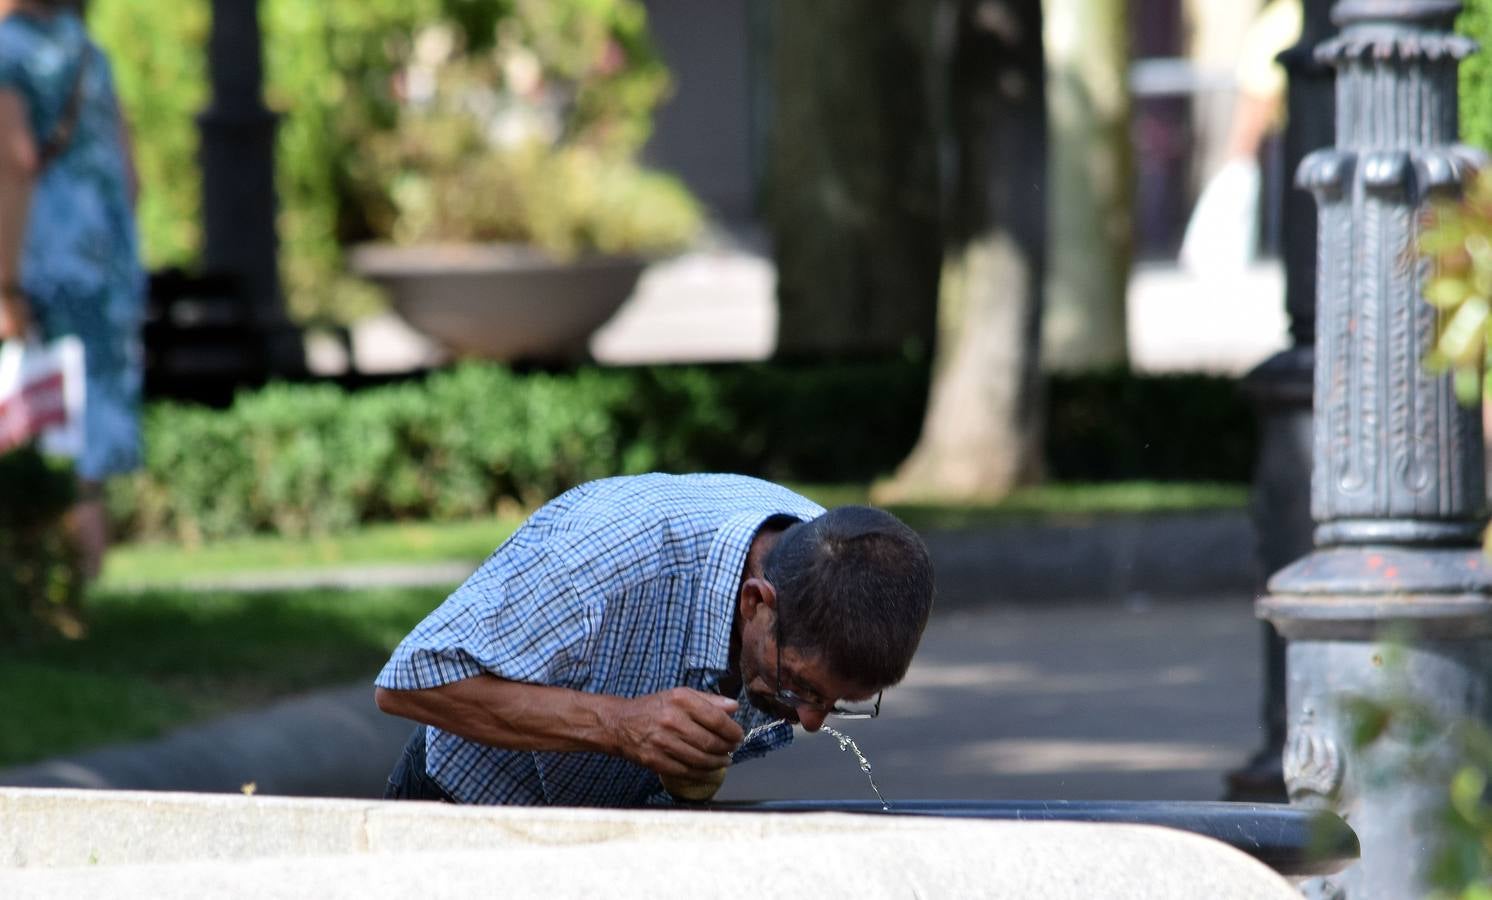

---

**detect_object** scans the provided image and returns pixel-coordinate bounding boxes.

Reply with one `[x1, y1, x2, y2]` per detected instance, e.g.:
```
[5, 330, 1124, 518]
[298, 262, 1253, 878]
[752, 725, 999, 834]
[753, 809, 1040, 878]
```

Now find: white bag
[0, 335, 86, 458]
[1179, 157, 1261, 277]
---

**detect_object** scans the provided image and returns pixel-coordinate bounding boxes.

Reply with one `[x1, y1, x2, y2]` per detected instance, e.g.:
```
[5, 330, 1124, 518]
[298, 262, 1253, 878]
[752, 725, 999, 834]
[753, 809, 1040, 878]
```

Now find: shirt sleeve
[375, 539, 601, 691]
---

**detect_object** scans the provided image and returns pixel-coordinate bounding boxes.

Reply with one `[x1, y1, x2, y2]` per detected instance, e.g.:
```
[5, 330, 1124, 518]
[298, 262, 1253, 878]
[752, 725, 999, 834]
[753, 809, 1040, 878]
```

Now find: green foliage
[1431, 4, 1492, 407]
[0, 448, 82, 644]
[88, 0, 679, 323]
[112, 362, 918, 543]
[1460, 0, 1492, 153]
[88, 0, 210, 271]
[348, 12, 697, 257]
[1347, 659, 1492, 899]
[357, 125, 701, 256]
[1418, 170, 1492, 404]
[110, 362, 1255, 544]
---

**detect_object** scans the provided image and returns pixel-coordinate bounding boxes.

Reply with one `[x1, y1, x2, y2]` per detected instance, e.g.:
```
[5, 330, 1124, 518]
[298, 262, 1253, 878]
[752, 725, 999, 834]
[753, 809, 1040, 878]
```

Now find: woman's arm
[117, 108, 137, 209]
[374, 675, 745, 778]
[0, 87, 36, 340]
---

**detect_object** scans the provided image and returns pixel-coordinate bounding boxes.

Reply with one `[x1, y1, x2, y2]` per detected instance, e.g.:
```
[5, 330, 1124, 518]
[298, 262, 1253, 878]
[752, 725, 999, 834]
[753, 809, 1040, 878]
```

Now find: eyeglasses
[773, 602, 882, 719]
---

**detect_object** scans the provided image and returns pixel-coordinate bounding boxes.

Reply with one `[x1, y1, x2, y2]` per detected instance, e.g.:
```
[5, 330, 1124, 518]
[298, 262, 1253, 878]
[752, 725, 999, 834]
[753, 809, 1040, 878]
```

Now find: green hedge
[114, 363, 1253, 544]
[1462, 0, 1492, 151]
[0, 448, 82, 645]
[1046, 369, 1256, 483]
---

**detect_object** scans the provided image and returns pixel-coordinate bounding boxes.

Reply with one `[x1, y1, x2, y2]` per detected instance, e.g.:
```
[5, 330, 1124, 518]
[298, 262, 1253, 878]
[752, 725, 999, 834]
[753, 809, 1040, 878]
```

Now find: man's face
[738, 623, 879, 733]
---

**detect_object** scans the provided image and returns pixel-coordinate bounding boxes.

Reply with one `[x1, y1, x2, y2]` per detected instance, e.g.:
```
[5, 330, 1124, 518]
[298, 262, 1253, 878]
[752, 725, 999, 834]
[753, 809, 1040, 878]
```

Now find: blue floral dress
[0, 10, 143, 480]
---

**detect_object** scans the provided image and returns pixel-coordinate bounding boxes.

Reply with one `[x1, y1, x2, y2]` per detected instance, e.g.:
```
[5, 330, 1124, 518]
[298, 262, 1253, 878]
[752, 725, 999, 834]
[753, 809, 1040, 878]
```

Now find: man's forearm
[374, 674, 743, 777]
[375, 675, 623, 756]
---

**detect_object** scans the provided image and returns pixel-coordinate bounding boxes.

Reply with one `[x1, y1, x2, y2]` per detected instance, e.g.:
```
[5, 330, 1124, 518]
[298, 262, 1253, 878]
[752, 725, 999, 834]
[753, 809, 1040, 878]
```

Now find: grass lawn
[0, 584, 445, 769]
[102, 518, 516, 588]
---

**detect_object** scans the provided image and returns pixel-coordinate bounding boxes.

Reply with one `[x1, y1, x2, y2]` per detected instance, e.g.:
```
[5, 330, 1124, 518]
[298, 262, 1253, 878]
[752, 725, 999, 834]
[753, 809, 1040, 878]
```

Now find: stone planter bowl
[349, 243, 648, 362]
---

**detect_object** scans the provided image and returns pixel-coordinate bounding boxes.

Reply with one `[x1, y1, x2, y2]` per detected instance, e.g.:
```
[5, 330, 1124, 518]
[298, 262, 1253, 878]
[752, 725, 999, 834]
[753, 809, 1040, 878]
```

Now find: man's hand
[610, 687, 744, 778]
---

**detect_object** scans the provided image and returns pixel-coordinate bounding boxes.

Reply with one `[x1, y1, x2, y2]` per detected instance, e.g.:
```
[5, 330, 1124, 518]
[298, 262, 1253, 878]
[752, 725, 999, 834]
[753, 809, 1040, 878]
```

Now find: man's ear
[739, 576, 777, 623]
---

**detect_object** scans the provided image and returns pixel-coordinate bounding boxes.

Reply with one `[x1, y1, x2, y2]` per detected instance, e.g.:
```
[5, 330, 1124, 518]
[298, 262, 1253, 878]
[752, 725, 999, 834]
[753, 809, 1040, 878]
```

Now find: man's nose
[797, 708, 828, 732]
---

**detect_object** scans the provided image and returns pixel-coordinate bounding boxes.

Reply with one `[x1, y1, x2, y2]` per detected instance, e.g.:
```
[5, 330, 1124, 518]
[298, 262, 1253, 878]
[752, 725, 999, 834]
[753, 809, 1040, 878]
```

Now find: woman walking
[0, 0, 144, 579]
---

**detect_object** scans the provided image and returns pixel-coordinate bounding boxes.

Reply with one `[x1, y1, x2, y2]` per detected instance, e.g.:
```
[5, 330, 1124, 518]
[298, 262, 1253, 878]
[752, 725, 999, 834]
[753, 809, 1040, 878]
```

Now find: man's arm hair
[374, 676, 744, 777]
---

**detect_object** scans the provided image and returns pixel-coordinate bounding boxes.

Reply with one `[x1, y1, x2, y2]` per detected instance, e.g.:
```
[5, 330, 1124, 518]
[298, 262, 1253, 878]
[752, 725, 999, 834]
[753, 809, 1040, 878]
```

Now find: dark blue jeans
[384, 725, 456, 802]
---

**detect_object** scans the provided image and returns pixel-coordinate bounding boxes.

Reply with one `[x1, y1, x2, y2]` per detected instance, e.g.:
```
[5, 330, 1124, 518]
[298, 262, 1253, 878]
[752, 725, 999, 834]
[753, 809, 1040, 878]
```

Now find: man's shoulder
[563, 473, 820, 514]
[522, 474, 822, 577]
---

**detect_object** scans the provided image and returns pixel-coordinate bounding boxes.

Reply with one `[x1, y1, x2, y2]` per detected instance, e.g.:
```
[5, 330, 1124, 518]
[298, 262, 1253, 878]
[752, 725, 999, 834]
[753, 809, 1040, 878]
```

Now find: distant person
[375, 473, 936, 806]
[0, 0, 145, 579]
[1181, 0, 1302, 275]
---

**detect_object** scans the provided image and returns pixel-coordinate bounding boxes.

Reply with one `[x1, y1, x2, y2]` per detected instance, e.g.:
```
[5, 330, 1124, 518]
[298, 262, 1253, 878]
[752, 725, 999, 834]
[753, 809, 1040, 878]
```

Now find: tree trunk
[1041, 0, 1132, 372]
[767, 0, 942, 360]
[875, 0, 1048, 503]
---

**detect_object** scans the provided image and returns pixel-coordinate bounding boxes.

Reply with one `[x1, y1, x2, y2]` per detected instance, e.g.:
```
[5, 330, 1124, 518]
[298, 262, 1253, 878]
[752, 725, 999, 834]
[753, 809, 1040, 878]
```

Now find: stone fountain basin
[706, 799, 1358, 878]
[0, 788, 1312, 898]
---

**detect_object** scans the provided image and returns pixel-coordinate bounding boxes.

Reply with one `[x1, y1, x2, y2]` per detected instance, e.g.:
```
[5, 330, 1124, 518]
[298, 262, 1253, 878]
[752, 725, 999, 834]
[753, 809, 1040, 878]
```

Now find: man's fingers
[652, 735, 731, 774]
[673, 691, 745, 745]
[633, 689, 746, 774]
[660, 710, 738, 757]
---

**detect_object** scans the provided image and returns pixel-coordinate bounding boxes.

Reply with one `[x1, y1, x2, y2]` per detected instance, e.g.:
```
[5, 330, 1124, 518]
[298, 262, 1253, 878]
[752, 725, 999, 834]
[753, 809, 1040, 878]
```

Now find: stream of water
[820, 724, 891, 810]
[732, 718, 891, 809]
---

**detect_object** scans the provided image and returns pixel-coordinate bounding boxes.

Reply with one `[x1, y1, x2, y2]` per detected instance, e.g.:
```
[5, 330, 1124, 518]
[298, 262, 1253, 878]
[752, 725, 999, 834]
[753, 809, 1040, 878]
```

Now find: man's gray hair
[763, 505, 935, 688]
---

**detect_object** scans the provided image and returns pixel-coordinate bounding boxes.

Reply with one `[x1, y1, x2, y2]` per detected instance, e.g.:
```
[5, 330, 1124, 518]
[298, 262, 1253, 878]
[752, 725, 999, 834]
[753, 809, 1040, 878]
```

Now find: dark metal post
[197, 0, 302, 375]
[1227, 0, 1337, 804]
[1258, 1, 1489, 896]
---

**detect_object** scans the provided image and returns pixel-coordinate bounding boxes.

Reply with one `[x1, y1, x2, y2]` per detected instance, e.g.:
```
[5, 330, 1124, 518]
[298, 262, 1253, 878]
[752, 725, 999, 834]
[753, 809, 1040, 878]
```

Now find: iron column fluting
[1258, 1, 1491, 897]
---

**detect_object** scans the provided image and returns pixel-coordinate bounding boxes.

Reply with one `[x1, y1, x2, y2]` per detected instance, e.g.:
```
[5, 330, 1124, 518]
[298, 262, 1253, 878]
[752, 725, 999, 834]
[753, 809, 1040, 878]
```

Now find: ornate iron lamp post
[1259, 1, 1490, 896]
[198, 0, 302, 375]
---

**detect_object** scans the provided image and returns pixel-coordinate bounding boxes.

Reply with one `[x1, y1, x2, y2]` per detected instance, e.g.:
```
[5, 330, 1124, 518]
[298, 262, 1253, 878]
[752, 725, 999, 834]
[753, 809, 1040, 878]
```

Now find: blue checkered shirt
[375, 473, 826, 806]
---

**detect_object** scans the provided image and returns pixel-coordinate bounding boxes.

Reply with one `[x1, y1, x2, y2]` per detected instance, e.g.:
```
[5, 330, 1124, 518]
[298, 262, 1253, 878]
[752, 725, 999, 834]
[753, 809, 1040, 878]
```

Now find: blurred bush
[88, 0, 676, 323]
[352, 107, 701, 256]
[0, 448, 82, 644]
[112, 363, 1255, 543]
[1461, 0, 1492, 153]
[1346, 652, 1492, 899]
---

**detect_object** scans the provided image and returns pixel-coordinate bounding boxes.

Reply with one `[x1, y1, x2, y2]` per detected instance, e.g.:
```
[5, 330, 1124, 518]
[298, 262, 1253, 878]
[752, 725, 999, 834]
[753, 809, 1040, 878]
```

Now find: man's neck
[719, 521, 791, 697]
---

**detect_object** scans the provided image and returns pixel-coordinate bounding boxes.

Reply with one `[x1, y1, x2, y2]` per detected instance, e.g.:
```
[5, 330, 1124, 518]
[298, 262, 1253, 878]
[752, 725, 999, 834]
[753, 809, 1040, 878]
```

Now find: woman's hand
[0, 289, 29, 341]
